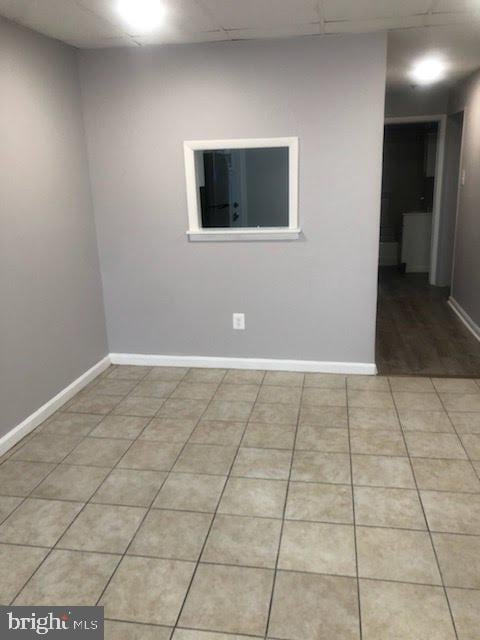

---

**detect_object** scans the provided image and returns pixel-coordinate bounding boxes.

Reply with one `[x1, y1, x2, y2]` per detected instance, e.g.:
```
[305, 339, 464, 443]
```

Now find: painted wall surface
[448, 70, 480, 326]
[385, 87, 449, 118]
[79, 34, 387, 365]
[0, 19, 108, 437]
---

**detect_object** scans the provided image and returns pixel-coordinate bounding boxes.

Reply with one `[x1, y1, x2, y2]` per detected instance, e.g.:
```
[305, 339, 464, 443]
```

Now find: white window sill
[187, 228, 302, 242]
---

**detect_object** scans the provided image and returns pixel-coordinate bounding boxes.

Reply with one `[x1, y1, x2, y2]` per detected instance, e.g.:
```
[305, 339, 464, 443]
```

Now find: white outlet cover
[233, 313, 245, 330]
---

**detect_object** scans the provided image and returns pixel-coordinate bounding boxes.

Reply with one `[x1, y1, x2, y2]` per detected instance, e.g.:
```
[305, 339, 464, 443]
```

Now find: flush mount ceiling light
[116, 0, 166, 33]
[410, 56, 448, 85]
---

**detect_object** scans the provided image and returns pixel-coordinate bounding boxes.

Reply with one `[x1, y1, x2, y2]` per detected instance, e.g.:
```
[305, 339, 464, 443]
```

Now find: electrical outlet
[233, 313, 245, 330]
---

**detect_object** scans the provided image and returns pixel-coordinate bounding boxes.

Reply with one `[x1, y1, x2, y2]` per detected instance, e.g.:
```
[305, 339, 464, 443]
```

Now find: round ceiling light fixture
[116, 0, 166, 33]
[410, 56, 448, 85]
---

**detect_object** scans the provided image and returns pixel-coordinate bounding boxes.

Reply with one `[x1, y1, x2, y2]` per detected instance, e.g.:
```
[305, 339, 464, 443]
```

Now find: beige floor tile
[352, 455, 415, 488]
[158, 398, 209, 420]
[100, 556, 195, 625]
[171, 382, 219, 401]
[90, 416, 149, 439]
[405, 432, 467, 459]
[131, 381, 178, 398]
[65, 437, 131, 467]
[173, 444, 236, 475]
[66, 394, 120, 414]
[215, 384, 260, 403]
[0, 544, 48, 604]
[291, 451, 351, 484]
[184, 369, 226, 383]
[153, 473, 226, 512]
[295, 425, 349, 452]
[32, 464, 110, 501]
[394, 391, 443, 412]
[173, 631, 251, 640]
[92, 379, 138, 396]
[348, 407, 400, 430]
[250, 403, 298, 425]
[58, 504, 145, 553]
[360, 579, 455, 640]
[179, 563, 274, 636]
[0, 461, 55, 497]
[40, 413, 103, 436]
[433, 378, 480, 394]
[460, 434, 480, 460]
[399, 410, 453, 433]
[0, 498, 82, 547]
[129, 509, 212, 560]
[421, 490, 480, 534]
[223, 369, 264, 385]
[203, 400, 254, 422]
[354, 486, 426, 529]
[302, 387, 347, 407]
[0, 496, 22, 523]
[299, 405, 348, 427]
[112, 396, 165, 417]
[263, 371, 304, 386]
[145, 366, 188, 381]
[218, 477, 287, 518]
[231, 447, 291, 480]
[305, 373, 346, 388]
[202, 514, 281, 568]
[92, 469, 167, 507]
[389, 377, 435, 392]
[105, 620, 171, 640]
[447, 587, 480, 640]
[348, 390, 394, 409]
[10, 434, 82, 463]
[269, 571, 360, 640]
[242, 422, 295, 449]
[347, 376, 389, 391]
[473, 460, 480, 475]
[350, 430, 406, 456]
[107, 365, 151, 380]
[118, 441, 183, 471]
[449, 412, 480, 434]
[433, 533, 480, 588]
[139, 417, 196, 443]
[16, 549, 119, 606]
[190, 420, 245, 446]
[412, 458, 480, 492]
[256, 385, 302, 405]
[286, 482, 353, 524]
[440, 393, 480, 412]
[279, 520, 356, 576]
[357, 526, 441, 584]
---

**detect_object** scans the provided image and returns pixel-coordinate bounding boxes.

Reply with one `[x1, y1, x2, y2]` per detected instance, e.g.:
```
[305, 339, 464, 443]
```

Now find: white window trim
[184, 136, 300, 242]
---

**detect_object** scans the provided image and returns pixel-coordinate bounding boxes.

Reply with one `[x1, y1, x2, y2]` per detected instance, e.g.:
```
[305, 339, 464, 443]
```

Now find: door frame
[384, 114, 447, 286]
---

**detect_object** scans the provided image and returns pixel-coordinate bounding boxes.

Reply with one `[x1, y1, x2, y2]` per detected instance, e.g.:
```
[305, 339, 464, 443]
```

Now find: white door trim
[384, 115, 447, 286]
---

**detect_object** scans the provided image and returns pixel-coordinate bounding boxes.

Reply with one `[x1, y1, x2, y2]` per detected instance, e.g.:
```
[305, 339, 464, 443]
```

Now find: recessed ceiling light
[116, 0, 166, 33]
[410, 56, 447, 85]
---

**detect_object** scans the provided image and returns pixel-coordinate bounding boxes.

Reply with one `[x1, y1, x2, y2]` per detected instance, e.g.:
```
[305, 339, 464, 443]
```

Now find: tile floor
[1, 366, 480, 639]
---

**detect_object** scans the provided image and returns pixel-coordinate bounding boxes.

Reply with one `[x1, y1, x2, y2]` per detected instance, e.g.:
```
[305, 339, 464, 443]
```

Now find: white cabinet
[401, 212, 432, 273]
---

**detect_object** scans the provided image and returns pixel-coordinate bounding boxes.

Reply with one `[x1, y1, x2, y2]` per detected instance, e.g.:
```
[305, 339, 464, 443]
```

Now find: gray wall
[448, 70, 480, 326]
[0, 19, 108, 437]
[79, 34, 386, 364]
[385, 87, 449, 118]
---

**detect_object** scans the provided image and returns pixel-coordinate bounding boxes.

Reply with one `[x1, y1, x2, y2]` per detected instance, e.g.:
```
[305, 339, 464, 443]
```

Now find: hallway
[376, 267, 480, 377]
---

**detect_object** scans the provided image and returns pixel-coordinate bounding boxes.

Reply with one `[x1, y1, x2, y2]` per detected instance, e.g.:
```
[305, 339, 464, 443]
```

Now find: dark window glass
[196, 147, 289, 228]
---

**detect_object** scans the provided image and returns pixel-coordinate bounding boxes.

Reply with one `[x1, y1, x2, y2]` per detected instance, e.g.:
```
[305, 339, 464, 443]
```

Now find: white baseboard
[110, 353, 377, 375]
[448, 297, 480, 343]
[0, 355, 111, 458]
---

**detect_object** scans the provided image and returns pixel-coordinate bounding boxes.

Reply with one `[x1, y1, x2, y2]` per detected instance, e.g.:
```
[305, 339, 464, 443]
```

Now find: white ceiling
[1, 0, 480, 87]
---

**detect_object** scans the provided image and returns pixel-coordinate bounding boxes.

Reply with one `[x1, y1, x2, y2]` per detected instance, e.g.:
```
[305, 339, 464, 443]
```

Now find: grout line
[389, 377, 459, 640]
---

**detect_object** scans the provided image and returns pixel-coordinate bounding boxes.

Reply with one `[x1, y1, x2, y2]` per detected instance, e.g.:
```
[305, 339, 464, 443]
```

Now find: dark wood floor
[376, 267, 480, 377]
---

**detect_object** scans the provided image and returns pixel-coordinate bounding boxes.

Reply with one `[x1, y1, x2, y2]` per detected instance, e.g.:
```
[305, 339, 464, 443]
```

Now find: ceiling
[1, 0, 480, 87]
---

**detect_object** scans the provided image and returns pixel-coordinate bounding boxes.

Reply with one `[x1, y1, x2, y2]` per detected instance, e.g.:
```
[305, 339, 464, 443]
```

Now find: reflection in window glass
[195, 147, 289, 228]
